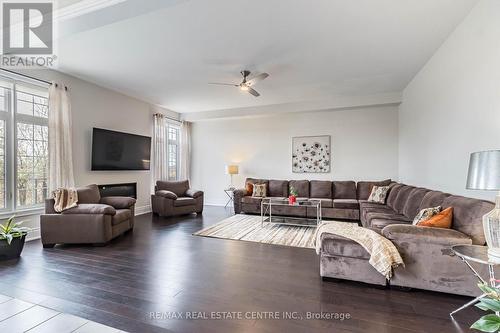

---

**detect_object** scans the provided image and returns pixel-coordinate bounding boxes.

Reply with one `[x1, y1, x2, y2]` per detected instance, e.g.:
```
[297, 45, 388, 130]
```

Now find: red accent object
[289, 195, 296, 205]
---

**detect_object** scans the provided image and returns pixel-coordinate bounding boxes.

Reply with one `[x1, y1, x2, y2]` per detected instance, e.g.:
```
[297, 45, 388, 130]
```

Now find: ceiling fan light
[240, 85, 249, 91]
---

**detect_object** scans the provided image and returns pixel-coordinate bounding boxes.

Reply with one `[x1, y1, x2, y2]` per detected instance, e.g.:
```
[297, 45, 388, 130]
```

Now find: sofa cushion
[320, 233, 370, 260]
[242, 196, 262, 204]
[442, 195, 494, 245]
[333, 181, 357, 199]
[112, 209, 132, 225]
[418, 191, 450, 211]
[370, 219, 411, 229]
[268, 180, 288, 197]
[310, 180, 332, 199]
[367, 185, 390, 203]
[173, 197, 197, 207]
[289, 180, 309, 197]
[382, 224, 473, 246]
[62, 203, 116, 215]
[356, 179, 392, 200]
[392, 186, 416, 214]
[386, 183, 404, 209]
[333, 199, 359, 209]
[157, 180, 190, 196]
[100, 196, 136, 209]
[155, 190, 177, 200]
[402, 188, 430, 219]
[252, 184, 267, 197]
[77, 184, 101, 204]
[417, 207, 452, 229]
[366, 212, 410, 224]
[309, 198, 333, 208]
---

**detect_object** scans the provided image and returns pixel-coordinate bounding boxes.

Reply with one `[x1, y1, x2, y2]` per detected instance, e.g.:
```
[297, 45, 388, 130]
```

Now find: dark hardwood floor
[0, 206, 483, 333]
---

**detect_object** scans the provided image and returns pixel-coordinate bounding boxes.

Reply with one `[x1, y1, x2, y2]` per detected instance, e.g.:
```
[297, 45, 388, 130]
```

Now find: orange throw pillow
[245, 182, 254, 195]
[417, 207, 453, 229]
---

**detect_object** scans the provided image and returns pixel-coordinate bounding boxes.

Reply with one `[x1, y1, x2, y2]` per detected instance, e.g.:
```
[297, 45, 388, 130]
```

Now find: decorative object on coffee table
[225, 164, 239, 189]
[292, 135, 330, 173]
[288, 186, 298, 204]
[466, 150, 500, 260]
[0, 216, 30, 261]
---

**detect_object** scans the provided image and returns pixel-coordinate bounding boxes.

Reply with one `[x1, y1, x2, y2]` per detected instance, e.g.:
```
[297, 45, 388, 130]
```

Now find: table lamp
[225, 165, 239, 190]
[466, 150, 500, 259]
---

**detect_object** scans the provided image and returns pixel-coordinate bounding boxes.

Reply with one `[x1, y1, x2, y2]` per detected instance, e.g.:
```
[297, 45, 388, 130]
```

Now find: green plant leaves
[471, 314, 500, 332]
[477, 299, 500, 312]
[0, 215, 30, 245]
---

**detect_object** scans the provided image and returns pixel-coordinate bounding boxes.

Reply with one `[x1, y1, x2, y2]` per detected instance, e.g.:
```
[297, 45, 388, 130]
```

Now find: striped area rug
[193, 214, 316, 249]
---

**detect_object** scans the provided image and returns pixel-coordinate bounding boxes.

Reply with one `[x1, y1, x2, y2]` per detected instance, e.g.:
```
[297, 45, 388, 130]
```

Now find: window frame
[166, 122, 180, 181]
[0, 74, 49, 215]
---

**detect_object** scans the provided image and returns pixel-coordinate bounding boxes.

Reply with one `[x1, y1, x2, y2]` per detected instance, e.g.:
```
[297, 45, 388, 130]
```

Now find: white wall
[191, 106, 399, 205]
[398, 0, 500, 200]
[5, 69, 179, 239]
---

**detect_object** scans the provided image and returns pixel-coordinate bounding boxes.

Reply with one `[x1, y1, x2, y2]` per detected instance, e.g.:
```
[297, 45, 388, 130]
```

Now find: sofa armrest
[233, 188, 247, 214]
[155, 190, 178, 200]
[186, 189, 203, 198]
[382, 224, 472, 246]
[99, 196, 136, 209]
[45, 198, 56, 214]
[61, 204, 116, 216]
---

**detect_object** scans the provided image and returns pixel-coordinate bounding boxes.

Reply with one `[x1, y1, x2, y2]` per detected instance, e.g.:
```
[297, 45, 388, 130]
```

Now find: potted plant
[289, 186, 298, 205]
[0, 216, 30, 261]
[471, 283, 500, 332]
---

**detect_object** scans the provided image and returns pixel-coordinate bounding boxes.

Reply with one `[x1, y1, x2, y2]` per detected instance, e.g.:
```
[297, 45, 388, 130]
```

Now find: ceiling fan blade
[247, 87, 260, 97]
[247, 73, 269, 86]
[208, 82, 238, 86]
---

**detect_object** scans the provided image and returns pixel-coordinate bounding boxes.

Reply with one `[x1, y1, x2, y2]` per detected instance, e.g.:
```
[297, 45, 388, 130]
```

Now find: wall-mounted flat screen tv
[91, 128, 151, 171]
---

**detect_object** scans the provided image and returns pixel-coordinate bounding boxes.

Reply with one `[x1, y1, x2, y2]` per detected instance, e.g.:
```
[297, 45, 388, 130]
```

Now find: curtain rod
[0, 68, 68, 90]
[154, 112, 181, 123]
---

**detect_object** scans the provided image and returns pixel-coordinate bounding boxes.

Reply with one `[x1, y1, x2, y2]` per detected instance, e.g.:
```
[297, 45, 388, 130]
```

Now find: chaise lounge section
[321, 182, 494, 296]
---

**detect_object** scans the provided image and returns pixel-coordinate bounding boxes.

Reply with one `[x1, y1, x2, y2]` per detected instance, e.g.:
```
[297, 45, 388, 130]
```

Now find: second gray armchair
[151, 180, 204, 217]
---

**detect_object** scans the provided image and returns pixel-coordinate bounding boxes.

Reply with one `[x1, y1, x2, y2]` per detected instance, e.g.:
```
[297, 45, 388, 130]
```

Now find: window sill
[0, 206, 44, 220]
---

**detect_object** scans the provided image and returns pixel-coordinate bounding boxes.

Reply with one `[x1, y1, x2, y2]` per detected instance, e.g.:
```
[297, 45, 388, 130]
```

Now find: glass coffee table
[261, 198, 322, 227]
[450, 244, 500, 317]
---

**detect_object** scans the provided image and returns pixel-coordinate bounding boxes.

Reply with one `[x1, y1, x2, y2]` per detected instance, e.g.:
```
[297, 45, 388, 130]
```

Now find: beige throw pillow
[413, 206, 442, 225]
[367, 185, 390, 203]
[252, 184, 267, 198]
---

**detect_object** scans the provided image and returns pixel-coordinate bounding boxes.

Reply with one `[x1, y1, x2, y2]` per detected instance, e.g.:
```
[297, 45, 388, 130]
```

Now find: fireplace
[98, 182, 137, 199]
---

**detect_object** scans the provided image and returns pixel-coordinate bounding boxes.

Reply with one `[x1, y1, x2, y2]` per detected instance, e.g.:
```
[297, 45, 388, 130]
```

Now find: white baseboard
[135, 205, 152, 215]
[204, 203, 228, 207]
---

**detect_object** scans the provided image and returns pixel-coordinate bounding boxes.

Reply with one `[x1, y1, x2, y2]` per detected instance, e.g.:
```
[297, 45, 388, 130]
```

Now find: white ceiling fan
[209, 70, 269, 97]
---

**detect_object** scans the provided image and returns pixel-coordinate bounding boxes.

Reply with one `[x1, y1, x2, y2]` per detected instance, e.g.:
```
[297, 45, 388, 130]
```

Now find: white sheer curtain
[153, 113, 168, 181]
[180, 121, 191, 181]
[48, 83, 75, 192]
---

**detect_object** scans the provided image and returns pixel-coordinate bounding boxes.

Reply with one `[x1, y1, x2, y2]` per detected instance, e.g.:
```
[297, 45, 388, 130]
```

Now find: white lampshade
[225, 165, 239, 175]
[467, 150, 500, 190]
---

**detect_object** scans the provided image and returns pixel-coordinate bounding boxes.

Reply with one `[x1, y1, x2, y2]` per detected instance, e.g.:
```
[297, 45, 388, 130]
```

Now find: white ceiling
[54, 0, 478, 113]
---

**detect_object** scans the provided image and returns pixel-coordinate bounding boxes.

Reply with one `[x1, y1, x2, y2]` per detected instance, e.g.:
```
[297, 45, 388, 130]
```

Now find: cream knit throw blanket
[315, 221, 404, 279]
[52, 188, 78, 213]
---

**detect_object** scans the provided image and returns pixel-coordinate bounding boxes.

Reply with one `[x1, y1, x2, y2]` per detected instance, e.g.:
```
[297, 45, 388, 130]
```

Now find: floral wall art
[292, 135, 331, 173]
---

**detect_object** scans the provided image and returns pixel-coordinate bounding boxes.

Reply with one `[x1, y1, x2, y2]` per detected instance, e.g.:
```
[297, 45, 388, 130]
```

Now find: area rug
[193, 214, 316, 249]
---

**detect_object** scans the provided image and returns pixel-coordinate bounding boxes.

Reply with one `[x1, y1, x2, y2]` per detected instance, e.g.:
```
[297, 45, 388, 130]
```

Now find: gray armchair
[151, 180, 203, 217]
[40, 184, 136, 248]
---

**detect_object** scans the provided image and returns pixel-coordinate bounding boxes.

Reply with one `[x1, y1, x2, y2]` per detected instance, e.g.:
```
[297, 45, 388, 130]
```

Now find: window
[0, 76, 49, 212]
[167, 124, 179, 181]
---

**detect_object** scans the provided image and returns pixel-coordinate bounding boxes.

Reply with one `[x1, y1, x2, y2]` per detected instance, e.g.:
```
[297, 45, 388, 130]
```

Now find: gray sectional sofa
[234, 178, 392, 220]
[235, 178, 495, 297]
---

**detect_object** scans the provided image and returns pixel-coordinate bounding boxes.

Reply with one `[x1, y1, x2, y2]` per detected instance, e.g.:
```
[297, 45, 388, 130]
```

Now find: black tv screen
[91, 128, 151, 170]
